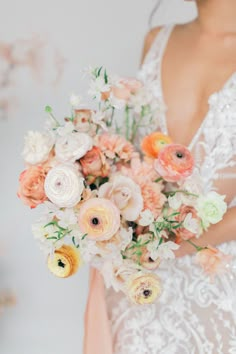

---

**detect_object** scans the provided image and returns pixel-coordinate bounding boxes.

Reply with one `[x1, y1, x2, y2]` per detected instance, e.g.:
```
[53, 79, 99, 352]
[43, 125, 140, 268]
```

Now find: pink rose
[154, 144, 194, 182]
[176, 205, 201, 241]
[17, 166, 48, 208]
[79, 146, 110, 183]
[196, 246, 232, 278]
[112, 78, 142, 102]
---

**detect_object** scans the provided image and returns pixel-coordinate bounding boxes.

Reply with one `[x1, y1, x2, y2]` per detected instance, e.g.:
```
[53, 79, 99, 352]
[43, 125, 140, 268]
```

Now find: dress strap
[143, 24, 175, 67]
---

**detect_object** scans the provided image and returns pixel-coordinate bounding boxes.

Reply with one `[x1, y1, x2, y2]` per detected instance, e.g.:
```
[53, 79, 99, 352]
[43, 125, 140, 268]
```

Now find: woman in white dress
[84, 1, 236, 353]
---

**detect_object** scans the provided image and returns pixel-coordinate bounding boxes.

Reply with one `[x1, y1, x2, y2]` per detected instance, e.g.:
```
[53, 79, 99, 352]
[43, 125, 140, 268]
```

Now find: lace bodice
[107, 24, 236, 354]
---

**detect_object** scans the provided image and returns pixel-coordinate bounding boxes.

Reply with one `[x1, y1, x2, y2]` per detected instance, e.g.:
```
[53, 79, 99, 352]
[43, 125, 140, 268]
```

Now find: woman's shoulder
[141, 27, 163, 63]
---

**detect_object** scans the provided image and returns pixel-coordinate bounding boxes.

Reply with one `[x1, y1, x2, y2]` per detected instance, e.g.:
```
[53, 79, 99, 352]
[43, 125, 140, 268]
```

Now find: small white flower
[183, 213, 200, 235]
[55, 131, 93, 162]
[32, 222, 63, 255]
[168, 194, 182, 210]
[79, 238, 99, 263]
[88, 76, 111, 100]
[44, 164, 84, 208]
[139, 209, 155, 226]
[91, 111, 108, 131]
[56, 208, 77, 229]
[56, 121, 75, 137]
[196, 191, 227, 229]
[70, 94, 83, 108]
[150, 241, 179, 260]
[22, 131, 54, 165]
[119, 227, 133, 251]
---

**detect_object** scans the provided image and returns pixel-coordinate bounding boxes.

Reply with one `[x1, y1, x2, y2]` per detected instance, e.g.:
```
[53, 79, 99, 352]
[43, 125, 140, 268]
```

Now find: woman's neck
[195, 0, 236, 35]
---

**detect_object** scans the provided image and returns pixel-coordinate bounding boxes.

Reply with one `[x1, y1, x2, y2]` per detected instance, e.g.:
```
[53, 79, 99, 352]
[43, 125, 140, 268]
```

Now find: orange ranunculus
[80, 146, 110, 183]
[141, 132, 172, 158]
[195, 246, 232, 278]
[17, 165, 48, 208]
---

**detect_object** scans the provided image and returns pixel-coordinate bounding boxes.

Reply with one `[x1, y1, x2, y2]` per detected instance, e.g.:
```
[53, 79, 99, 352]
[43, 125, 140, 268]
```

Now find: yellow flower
[47, 245, 81, 278]
[126, 272, 162, 305]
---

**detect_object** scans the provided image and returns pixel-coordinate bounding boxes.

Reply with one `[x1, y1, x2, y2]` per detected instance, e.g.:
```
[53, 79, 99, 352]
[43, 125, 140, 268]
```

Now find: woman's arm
[175, 206, 236, 257]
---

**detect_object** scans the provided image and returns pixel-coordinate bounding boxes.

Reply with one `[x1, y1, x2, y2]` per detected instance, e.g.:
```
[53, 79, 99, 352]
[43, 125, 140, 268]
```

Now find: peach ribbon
[83, 268, 113, 354]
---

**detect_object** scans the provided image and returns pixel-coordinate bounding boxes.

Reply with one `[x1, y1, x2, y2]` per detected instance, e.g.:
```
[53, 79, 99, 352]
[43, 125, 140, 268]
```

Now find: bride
[84, 1, 236, 353]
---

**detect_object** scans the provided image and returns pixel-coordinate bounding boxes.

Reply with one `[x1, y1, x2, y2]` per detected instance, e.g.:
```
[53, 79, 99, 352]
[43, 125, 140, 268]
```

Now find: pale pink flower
[98, 175, 143, 221]
[121, 156, 160, 184]
[195, 246, 232, 278]
[111, 78, 142, 102]
[98, 133, 134, 161]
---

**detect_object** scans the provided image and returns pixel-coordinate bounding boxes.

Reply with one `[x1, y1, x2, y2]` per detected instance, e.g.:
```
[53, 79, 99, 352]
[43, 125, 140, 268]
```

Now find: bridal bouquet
[17, 67, 230, 305]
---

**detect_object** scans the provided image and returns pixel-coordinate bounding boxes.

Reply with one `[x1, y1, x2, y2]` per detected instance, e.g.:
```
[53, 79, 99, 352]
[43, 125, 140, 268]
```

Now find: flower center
[148, 257, 155, 263]
[58, 259, 65, 268]
[143, 289, 152, 298]
[92, 217, 99, 225]
[176, 151, 184, 159]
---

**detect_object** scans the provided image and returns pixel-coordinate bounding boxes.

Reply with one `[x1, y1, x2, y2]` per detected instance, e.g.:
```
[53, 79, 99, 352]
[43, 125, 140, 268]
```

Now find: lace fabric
[106, 25, 236, 354]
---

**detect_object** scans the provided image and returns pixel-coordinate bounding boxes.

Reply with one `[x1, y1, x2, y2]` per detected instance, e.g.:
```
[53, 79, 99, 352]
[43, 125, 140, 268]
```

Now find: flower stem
[164, 190, 198, 198]
[186, 239, 206, 252]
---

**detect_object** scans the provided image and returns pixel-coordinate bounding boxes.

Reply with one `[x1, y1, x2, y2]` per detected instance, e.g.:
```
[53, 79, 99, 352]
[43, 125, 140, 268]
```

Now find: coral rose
[154, 144, 194, 182]
[18, 166, 48, 208]
[176, 205, 202, 241]
[141, 132, 172, 158]
[195, 246, 232, 278]
[79, 146, 110, 183]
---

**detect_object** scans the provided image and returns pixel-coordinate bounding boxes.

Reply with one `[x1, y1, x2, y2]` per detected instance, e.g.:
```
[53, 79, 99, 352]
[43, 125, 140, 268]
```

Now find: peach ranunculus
[126, 272, 162, 305]
[154, 144, 194, 182]
[176, 205, 202, 241]
[98, 133, 134, 162]
[17, 166, 48, 208]
[195, 246, 232, 278]
[141, 132, 172, 158]
[98, 175, 143, 221]
[112, 78, 143, 101]
[78, 198, 120, 241]
[79, 146, 110, 184]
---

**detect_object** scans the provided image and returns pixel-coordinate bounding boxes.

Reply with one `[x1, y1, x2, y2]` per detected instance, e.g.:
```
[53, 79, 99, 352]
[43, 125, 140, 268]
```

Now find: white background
[0, 1, 196, 353]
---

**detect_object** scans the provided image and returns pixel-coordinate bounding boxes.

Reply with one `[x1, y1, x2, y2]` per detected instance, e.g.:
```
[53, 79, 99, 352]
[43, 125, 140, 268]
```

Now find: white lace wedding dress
[106, 24, 236, 354]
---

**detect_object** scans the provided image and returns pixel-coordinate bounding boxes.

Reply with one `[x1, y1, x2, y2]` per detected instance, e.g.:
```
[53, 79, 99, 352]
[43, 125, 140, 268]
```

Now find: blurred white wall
[0, 1, 196, 353]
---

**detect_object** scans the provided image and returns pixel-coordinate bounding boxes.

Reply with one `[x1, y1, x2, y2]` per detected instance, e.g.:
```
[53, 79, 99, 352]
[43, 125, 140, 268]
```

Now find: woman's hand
[175, 206, 236, 258]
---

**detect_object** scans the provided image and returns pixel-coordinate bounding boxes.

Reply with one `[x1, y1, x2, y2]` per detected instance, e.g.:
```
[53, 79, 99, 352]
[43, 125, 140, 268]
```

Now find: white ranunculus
[44, 164, 84, 208]
[196, 191, 227, 229]
[55, 132, 93, 162]
[98, 175, 143, 221]
[22, 130, 54, 165]
[139, 209, 155, 226]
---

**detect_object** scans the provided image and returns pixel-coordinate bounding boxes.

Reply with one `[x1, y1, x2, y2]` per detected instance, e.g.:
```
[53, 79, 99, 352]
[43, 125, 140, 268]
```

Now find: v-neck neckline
[157, 24, 236, 151]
